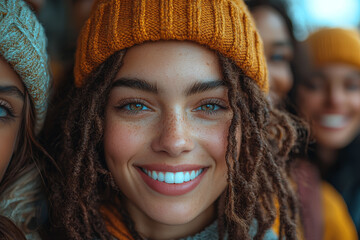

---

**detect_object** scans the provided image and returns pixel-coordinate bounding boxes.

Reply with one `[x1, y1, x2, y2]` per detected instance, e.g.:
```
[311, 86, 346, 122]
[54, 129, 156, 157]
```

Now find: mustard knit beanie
[306, 28, 360, 69]
[0, 0, 50, 133]
[74, 0, 268, 92]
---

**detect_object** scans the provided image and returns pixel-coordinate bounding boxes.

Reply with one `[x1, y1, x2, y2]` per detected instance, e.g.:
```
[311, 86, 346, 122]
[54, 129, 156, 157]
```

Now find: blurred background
[28, 0, 360, 85]
[36, 0, 360, 59]
[287, 0, 360, 40]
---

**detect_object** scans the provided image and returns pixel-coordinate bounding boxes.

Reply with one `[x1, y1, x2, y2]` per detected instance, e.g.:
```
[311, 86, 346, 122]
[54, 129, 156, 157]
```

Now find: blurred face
[251, 6, 294, 104]
[104, 41, 233, 238]
[0, 57, 24, 182]
[296, 63, 360, 149]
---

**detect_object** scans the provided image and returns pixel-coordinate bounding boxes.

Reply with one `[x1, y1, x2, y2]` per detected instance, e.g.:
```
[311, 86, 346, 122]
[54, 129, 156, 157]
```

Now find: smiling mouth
[140, 168, 204, 184]
[319, 114, 347, 129]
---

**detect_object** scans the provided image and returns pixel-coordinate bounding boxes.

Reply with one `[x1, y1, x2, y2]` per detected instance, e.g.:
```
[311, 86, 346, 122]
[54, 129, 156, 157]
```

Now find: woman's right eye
[115, 101, 151, 114]
[123, 103, 150, 111]
[270, 54, 287, 62]
[301, 77, 324, 91]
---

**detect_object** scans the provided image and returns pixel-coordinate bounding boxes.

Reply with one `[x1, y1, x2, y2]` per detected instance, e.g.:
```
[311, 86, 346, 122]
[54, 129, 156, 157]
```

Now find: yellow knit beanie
[306, 28, 360, 69]
[74, 0, 268, 92]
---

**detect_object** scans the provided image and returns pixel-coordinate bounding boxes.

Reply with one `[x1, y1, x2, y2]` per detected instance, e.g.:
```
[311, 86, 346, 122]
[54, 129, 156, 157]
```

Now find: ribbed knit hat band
[75, 0, 268, 92]
[306, 28, 360, 69]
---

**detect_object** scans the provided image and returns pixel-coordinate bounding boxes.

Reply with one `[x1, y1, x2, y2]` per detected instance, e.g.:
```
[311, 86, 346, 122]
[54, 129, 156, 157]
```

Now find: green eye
[124, 103, 150, 111]
[195, 104, 221, 112]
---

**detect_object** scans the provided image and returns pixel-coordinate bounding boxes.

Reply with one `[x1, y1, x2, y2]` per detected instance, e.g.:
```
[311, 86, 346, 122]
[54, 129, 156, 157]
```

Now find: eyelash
[0, 100, 15, 121]
[115, 98, 228, 115]
[192, 99, 228, 115]
[115, 98, 151, 115]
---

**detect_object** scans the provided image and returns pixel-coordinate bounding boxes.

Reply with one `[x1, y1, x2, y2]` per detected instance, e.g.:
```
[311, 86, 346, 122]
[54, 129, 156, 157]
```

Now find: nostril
[151, 127, 194, 157]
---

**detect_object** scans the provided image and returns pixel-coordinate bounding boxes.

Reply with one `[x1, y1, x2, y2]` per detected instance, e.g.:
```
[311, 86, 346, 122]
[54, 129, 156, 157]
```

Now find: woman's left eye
[194, 103, 224, 114]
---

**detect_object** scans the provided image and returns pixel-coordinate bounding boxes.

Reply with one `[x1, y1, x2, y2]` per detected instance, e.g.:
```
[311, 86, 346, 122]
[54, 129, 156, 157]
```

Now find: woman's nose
[151, 111, 195, 157]
[326, 86, 346, 108]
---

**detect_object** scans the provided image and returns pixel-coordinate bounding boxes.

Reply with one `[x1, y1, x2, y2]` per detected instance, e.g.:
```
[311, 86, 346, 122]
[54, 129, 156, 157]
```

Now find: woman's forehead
[115, 41, 223, 91]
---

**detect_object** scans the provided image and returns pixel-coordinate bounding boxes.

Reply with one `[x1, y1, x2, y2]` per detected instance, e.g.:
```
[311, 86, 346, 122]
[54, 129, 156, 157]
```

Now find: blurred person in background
[292, 27, 360, 238]
[0, 0, 51, 239]
[247, 0, 295, 108]
[247, 1, 358, 239]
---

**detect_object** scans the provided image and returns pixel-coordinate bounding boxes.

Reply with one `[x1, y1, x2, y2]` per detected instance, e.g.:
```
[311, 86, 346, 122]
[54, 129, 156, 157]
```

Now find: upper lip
[136, 164, 207, 172]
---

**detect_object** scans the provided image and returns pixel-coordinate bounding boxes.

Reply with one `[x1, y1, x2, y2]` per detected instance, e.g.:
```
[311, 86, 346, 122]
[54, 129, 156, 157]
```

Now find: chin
[143, 201, 202, 225]
[317, 134, 355, 150]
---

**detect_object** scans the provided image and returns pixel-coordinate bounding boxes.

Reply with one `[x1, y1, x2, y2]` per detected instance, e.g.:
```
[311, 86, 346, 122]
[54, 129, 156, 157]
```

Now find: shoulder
[321, 181, 358, 240]
[0, 166, 46, 238]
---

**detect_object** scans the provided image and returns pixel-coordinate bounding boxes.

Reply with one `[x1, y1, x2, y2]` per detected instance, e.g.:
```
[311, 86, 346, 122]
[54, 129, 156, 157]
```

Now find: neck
[316, 145, 338, 171]
[125, 200, 216, 240]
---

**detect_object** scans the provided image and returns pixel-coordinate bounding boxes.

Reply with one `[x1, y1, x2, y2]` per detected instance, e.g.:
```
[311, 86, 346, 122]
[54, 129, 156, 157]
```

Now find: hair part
[48, 49, 299, 239]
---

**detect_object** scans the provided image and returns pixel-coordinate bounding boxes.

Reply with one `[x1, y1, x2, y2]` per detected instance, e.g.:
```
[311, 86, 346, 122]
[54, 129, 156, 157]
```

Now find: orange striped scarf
[100, 204, 134, 240]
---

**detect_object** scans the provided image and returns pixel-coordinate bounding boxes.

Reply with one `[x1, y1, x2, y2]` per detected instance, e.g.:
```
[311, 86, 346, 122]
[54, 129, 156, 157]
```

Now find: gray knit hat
[0, 0, 50, 133]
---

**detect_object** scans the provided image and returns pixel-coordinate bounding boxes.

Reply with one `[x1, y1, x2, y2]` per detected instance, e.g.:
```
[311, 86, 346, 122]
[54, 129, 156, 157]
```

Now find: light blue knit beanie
[0, 0, 50, 133]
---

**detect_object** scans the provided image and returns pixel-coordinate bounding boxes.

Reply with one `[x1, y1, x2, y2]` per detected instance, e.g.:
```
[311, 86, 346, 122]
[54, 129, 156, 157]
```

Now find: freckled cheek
[0, 129, 18, 181]
[196, 121, 232, 164]
[103, 120, 149, 169]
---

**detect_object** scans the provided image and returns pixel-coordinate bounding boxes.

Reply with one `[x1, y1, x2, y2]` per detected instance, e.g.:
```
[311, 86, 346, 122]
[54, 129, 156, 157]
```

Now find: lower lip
[137, 168, 207, 196]
[317, 122, 347, 130]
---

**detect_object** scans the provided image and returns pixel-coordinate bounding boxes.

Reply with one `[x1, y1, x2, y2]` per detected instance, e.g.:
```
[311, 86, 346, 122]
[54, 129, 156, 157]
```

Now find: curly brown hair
[46, 49, 299, 240]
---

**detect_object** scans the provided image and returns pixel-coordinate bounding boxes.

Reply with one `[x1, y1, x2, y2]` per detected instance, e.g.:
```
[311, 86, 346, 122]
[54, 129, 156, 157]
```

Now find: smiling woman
[45, 0, 303, 239]
[293, 28, 360, 238]
[104, 42, 231, 235]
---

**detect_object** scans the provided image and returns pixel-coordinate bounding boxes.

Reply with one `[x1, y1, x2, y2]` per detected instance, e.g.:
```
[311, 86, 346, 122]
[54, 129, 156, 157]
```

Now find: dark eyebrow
[112, 78, 158, 93]
[185, 80, 226, 96]
[0, 86, 24, 100]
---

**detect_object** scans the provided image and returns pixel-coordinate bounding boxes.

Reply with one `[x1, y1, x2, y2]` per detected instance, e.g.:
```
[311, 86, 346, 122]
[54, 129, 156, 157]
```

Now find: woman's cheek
[104, 119, 146, 167]
[197, 120, 233, 165]
[0, 129, 18, 181]
[296, 87, 322, 117]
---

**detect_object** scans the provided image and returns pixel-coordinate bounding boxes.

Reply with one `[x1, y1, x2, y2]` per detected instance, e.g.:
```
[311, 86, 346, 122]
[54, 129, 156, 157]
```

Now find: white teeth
[152, 171, 158, 180]
[190, 170, 196, 180]
[174, 172, 184, 184]
[158, 172, 165, 182]
[142, 168, 204, 184]
[165, 172, 175, 183]
[184, 172, 190, 182]
[320, 115, 347, 128]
